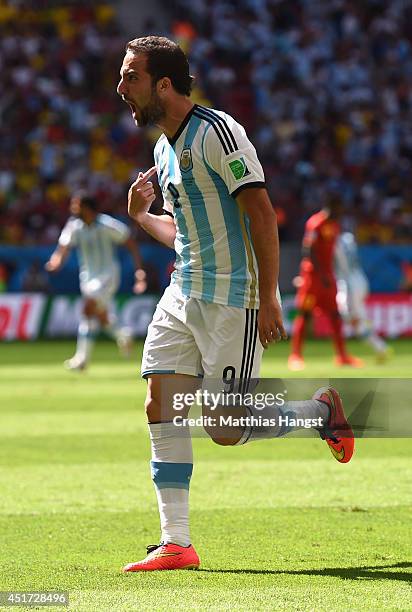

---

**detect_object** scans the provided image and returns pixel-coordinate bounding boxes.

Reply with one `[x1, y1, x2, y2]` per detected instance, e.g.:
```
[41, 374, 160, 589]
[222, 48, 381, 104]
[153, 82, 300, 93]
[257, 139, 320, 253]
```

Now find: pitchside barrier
[0, 243, 175, 295]
[0, 294, 157, 341]
[0, 293, 411, 341]
[1, 243, 411, 294]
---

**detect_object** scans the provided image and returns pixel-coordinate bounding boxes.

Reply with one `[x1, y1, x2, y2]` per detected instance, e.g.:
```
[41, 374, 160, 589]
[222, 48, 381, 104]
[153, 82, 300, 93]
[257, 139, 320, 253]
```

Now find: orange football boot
[122, 543, 200, 572]
[313, 386, 354, 463]
[288, 353, 305, 371]
[334, 354, 364, 368]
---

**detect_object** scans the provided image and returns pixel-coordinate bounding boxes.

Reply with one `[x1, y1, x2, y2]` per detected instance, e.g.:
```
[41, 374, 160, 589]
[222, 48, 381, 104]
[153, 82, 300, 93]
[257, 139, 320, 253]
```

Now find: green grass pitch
[1, 339, 411, 611]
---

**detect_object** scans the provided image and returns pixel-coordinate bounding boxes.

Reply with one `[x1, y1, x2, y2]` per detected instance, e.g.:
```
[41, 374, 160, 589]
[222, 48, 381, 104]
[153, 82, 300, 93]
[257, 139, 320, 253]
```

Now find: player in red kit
[288, 199, 363, 371]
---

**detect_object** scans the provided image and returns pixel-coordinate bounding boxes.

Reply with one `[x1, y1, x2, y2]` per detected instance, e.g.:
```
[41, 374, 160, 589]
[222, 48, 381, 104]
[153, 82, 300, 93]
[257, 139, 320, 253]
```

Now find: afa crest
[180, 147, 193, 172]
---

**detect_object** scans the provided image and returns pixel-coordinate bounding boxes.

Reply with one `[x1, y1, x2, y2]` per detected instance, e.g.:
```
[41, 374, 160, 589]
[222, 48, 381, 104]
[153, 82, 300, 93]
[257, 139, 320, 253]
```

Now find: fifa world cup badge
[180, 148, 193, 172]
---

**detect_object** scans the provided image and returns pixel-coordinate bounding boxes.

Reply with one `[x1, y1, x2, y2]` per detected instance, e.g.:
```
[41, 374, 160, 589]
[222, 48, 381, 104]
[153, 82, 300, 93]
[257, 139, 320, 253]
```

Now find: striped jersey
[58, 213, 130, 284]
[154, 103, 265, 309]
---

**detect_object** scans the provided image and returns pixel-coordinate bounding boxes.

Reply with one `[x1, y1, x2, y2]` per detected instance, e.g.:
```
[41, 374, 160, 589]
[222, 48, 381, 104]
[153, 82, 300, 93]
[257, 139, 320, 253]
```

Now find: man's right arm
[44, 244, 71, 272]
[135, 212, 176, 250]
[128, 166, 176, 249]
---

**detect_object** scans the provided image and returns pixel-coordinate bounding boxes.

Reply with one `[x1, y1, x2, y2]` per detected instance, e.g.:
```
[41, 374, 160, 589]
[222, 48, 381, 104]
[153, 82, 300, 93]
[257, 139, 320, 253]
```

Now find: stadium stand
[0, 2, 157, 246]
[1, 0, 412, 296]
[167, 0, 412, 242]
[1, 0, 412, 248]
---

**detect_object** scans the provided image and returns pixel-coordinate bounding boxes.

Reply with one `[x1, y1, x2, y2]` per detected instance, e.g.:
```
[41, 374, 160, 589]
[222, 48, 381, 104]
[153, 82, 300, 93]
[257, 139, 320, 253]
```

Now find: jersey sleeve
[302, 221, 319, 248]
[202, 115, 265, 197]
[100, 215, 131, 244]
[153, 136, 174, 217]
[58, 218, 78, 248]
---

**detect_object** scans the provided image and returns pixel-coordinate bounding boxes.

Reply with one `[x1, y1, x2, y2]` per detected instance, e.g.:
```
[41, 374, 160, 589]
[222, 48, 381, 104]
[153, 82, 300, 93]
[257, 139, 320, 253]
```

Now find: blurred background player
[45, 191, 146, 370]
[335, 232, 391, 363]
[288, 198, 363, 371]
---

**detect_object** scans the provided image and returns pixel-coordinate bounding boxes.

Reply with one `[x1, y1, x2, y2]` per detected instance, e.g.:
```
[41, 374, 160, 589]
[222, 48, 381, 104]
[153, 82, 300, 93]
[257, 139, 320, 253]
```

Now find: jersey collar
[167, 104, 198, 146]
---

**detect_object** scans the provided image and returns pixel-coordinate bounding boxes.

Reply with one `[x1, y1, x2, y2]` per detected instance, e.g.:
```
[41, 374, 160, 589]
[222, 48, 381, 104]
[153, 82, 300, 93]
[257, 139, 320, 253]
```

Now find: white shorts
[141, 283, 264, 384]
[80, 272, 120, 309]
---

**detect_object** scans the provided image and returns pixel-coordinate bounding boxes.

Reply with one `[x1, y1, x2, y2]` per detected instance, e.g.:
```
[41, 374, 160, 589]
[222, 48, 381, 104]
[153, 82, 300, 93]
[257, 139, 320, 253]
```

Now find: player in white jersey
[335, 232, 390, 362]
[117, 36, 355, 572]
[45, 192, 146, 370]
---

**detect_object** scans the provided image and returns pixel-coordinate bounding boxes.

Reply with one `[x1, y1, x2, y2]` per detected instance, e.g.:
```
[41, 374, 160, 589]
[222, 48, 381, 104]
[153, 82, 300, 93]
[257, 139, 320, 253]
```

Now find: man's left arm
[124, 236, 147, 294]
[236, 187, 287, 348]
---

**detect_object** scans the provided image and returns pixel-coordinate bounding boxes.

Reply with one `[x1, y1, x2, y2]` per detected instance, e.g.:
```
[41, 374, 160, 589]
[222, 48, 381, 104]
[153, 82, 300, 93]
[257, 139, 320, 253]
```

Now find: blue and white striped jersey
[154, 104, 265, 309]
[58, 213, 130, 284]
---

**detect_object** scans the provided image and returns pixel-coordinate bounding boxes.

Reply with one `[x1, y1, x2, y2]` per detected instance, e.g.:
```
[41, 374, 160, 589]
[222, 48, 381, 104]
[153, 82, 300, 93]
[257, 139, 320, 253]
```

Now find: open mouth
[123, 97, 138, 116]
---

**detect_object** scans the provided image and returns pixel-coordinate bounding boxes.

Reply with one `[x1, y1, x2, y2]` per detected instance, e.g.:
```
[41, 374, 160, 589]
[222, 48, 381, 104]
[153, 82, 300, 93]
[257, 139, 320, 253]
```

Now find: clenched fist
[128, 166, 157, 220]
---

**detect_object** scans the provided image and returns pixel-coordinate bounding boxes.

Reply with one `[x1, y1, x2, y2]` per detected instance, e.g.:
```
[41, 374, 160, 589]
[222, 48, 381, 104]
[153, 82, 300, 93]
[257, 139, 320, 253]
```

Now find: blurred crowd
[1, 0, 412, 246]
[170, 0, 412, 242]
[0, 2, 156, 246]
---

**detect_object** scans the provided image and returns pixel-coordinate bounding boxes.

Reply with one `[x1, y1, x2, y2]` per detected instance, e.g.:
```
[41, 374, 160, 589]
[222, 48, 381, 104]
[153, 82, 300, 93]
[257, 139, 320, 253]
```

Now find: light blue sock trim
[151, 461, 193, 490]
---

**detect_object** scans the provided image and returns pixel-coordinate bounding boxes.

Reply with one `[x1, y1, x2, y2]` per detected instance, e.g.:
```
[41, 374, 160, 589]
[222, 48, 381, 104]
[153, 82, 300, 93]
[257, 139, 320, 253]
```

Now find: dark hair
[126, 36, 194, 96]
[73, 190, 98, 211]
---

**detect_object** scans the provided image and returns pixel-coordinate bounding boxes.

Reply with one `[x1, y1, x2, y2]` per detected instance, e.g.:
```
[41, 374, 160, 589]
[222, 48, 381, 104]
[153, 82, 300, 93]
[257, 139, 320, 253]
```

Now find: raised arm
[128, 166, 176, 249]
[236, 187, 287, 348]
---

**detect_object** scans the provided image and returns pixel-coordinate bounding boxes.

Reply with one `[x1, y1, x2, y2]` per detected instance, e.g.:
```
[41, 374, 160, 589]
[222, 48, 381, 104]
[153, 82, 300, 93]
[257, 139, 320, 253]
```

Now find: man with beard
[118, 36, 354, 573]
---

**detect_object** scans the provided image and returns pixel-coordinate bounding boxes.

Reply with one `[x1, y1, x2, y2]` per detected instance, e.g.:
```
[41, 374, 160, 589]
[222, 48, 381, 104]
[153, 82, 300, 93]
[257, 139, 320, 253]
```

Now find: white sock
[365, 331, 387, 353]
[76, 317, 98, 362]
[103, 314, 122, 341]
[237, 399, 330, 444]
[149, 421, 193, 547]
[357, 320, 387, 354]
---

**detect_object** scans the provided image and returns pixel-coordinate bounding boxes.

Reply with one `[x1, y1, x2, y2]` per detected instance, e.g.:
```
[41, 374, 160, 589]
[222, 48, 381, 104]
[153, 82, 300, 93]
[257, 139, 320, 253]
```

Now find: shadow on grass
[199, 561, 412, 583]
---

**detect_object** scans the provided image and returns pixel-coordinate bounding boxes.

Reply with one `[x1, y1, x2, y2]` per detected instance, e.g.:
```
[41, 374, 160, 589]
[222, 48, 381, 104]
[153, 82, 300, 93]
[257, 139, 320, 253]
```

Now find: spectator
[166, 0, 412, 244]
[2, 1, 412, 245]
[0, 3, 158, 246]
